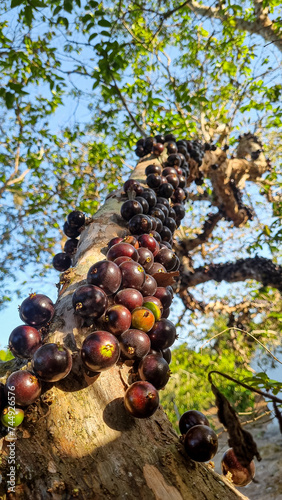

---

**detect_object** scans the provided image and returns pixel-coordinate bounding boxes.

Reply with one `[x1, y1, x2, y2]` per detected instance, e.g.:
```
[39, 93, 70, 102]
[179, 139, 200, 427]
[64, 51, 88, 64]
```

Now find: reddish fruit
[131, 307, 155, 332]
[33, 343, 72, 382]
[107, 242, 139, 262]
[114, 288, 143, 311]
[119, 329, 151, 360]
[5, 370, 41, 406]
[221, 448, 255, 486]
[81, 331, 120, 372]
[119, 261, 145, 290]
[9, 325, 42, 359]
[184, 425, 218, 462]
[124, 381, 159, 418]
[147, 318, 176, 350]
[87, 260, 122, 295]
[72, 284, 108, 318]
[104, 305, 132, 336]
[141, 274, 157, 296]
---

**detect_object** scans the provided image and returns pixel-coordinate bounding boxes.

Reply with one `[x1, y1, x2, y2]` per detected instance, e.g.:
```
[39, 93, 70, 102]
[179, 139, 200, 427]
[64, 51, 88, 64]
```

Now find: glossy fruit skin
[64, 238, 79, 255]
[63, 221, 80, 238]
[184, 425, 218, 462]
[141, 274, 158, 296]
[162, 347, 171, 364]
[33, 343, 72, 382]
[145, 164, 162, 176]
[104, 304, 132, 336]
[179, 410, 210, 435]
[137, 247, 154, 272]
[72, 284, 108, 318]
[128, 214, 153, 235]
[160, 226, 172, 243]
[5, 370, 41, 406]
[173, 203, 185, 220]
[114, 256, 133, 266]
[143, 297, 163, 320]
[67, 210, 85, 228]
[221, 448, 255, 486]
[131, 307, 155, 333]
[119, 261, 146, 290]
[138, 234, 159, 256]
[107, 242, 139, 262]
[124, 381, 159, 418]
[142, 188, 157, 208]
[164, 216, 177, 234]
[81, 331, 120, 372]
[154, 287, 173, 309]
[9, 325, 42, 359]
[114, 288, 143, 311]
[135, 196, 149, 215]
[121, 200, 143, 221]
[147, 318, 176, 350]
[148, 262, 166, 275]
[122, 235, 139, 248]
[138, 354, 170, 389]
[119, 329, 151, 360]
[157, 183, 174, 199]
[87, 260, 122, 295]
[123, 179, 144, 196]
[1, 407, 24, 428]
[108, 237, 123, 248]
[155, 248, 177, 271]
[53, 252, 72, 272]
[19, 293, 55, 328]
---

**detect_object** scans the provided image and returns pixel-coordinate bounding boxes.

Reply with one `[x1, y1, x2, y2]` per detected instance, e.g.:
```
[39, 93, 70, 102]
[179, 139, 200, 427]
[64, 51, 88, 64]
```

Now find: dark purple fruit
[164, 133, 176, 142]
[9, 325, 42, 359]
[123, 179, 144, 196]
[119, 329, 151, 360]
[145, 164, 162, 176]
[155, 248, 177, 271]
[155, 134, 165, 144]
[124, 381, 159, 418]
[107, 242, 139, 262]
[114, 288, 143, 311]
[128, 214, 153, 235]
[164, 217, 177, 234]
[141, 274, 158, 296]
[72, 284, 108, 318]
[114, 256, 133, 266]
[184, 425, 218, 462]
[119, 261, 145, 290]
[137, 247, 154, 272]
[121, 200, 143, 221]
[19, 293, 55, 328]
[64, 238, 79, 255]
[155, 203, 169, 218]
[87, 260, 122, 295]
[171, 188, 186, 204]
[135, 196, 149, 214]
[157, 183, 174, 199]
[81, 331, 120, 372]
[150, 207, 165, 223]
[67, 210, 85, 228]
[162, 347, 171, 364]
[173, 203, 185, 220]
[153, 143, 164, 155]
[221, 448, 255, 486]
[121, 235, 139, 248]
[5, 370, 41, 406]
[154, 287, 173, 309]
[142, 188, 157, 208]
[108, 237, 123, 248]
[167, 142, 178, 154]
[138, 354, 170, 389]
[148, 262, 166, 275]
[104, 304, 132, 336]
[160, 226, 172, 242]
[147, 318, 176, 350]
[146, 174, 162, 189]
[33, 343, 72, 382]
[52, 252, 72, 272]
[63, 221, 80, 238]
[179, 410, 210, 435]
[149, 230, 161, 243]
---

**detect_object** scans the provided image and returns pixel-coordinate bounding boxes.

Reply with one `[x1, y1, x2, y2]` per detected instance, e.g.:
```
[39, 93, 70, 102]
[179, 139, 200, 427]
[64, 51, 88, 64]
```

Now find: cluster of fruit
[0, 293, 74, 428]
[52, 210, 85, 272]
[178, 410, 255, 485]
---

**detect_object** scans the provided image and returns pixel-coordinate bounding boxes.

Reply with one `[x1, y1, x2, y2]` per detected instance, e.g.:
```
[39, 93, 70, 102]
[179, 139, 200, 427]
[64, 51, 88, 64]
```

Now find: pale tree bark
[0, 153, 250, 500]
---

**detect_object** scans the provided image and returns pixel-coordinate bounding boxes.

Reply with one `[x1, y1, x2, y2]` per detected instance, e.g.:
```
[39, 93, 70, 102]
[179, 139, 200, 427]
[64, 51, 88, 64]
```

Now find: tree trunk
[0, 156, 249, 500]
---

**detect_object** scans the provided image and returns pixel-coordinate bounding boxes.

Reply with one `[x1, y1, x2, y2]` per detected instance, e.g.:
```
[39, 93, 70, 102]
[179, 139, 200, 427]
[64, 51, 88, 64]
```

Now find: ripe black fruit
[63, 221, 80, 238]
[81, 331, 120, 372]
[64, 238, 79, 255]
[9, 325, 42, 359]
[52, 252, 72, 272]
[72, 284, 108, 318]
[104, 304, 132, 336]
[67, 210, 85, 228]
[124, 381, 159, 418]
[19, 293, 55, 328]
[87, 260, 122, 295]
[138, 354, 170, 389]
[121, 200, 143, 221]
[33, 343, 72, 382]
[114, 288, 143, 311]
[128, 214, 153, 235]
[184, 425, 218, 462]
[179, 410, 210, 435]
[147, 318, 176, 350]
[119, 329, 151, 360]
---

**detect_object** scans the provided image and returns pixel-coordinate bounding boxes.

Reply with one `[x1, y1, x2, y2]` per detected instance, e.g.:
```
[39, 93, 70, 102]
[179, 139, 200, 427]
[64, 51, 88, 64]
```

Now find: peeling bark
[0, 151, 248, 500]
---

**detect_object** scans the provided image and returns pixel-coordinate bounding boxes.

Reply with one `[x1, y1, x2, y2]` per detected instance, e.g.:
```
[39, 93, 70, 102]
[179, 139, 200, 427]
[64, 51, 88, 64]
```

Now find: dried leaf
[152, 271, 179, 286]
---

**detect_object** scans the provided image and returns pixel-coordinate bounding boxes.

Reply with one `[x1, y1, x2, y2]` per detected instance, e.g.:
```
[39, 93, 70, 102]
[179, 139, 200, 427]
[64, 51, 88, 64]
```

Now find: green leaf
[98, 19, 111, 28]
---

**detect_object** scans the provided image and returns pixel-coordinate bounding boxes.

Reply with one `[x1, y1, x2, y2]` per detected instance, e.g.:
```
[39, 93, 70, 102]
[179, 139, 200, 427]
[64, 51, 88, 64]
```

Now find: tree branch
[181, 256, 282, 290]
[175, 210, 223, 253]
